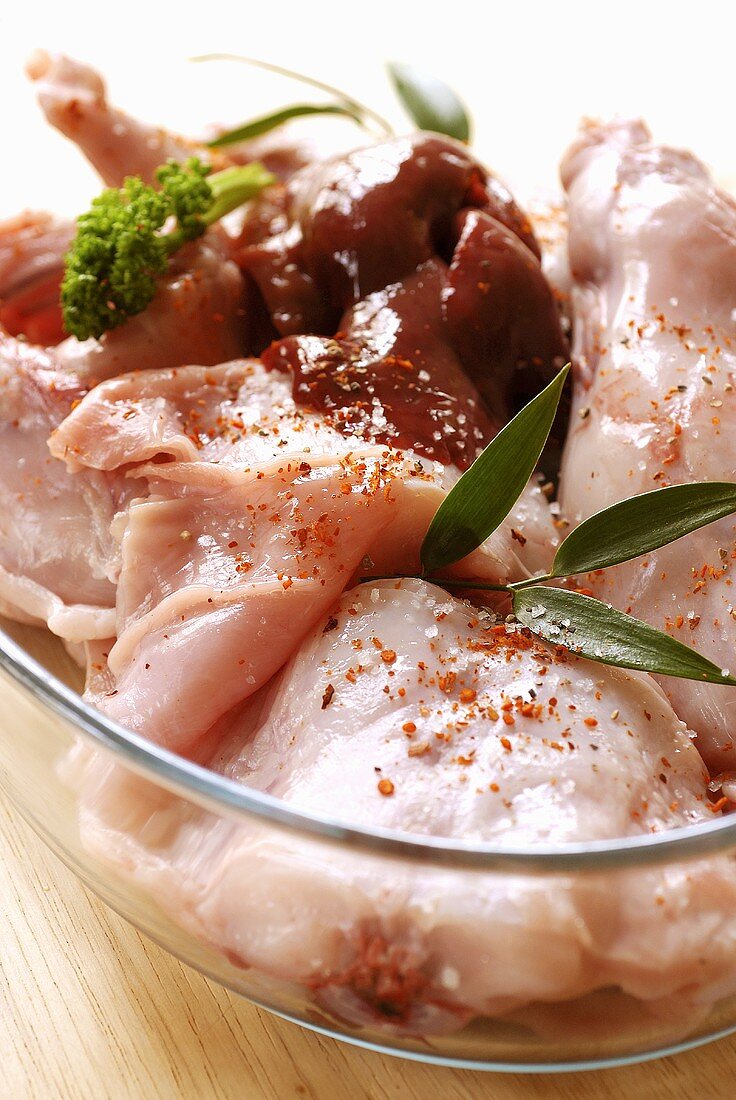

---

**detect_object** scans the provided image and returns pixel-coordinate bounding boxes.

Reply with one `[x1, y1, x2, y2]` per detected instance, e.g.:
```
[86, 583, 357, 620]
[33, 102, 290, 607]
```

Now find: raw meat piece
[27, 50, 204, 186]
[242, 133, 568, 465]
[0, 334, 118, 640]
[0, 217, 246, 638]
[0, 215, 246, 373]
[27, 51, 325, 189]
[56, 232, 247, 383]
[0, 212, 73, 345]
[262, 259, 498, 468]
[71, 580, 736, 1035]
[52, 359, 558, 751]
[559, 121, 736, 769]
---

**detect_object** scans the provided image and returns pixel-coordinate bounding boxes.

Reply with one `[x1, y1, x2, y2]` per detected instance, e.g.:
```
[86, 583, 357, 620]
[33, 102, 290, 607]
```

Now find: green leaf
[553, 483, 736, 578]
[207, 104, 366, 148]
[387, 62, 471, 142]
[514, 586, 736, 685]
[420, 365, 569, 574]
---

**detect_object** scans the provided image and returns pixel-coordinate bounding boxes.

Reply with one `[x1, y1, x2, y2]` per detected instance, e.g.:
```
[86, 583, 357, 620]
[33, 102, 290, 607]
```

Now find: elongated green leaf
[553, 483, 736, 578]
[192, 53, 393, 136]
[420, 365, 569, 574]
[208, 104, 366, 148]
[514, 586, 736, 685]
[387, 62, 471, 142]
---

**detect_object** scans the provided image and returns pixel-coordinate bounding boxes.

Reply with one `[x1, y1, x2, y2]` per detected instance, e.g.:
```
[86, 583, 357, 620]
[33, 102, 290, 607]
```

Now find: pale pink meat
[0, 214, 246, 374]
[27, 51, 323, 188]
[0, 212, 73, 345]
[0, 215, 246, 638]
[22, 66, 736, 1040]
[51, 358, 558, 752]
[70, 580, 736, 1034]
[26, 50, 203, 186]
[55, 231, 246, 383]
[0, 333, 119, 640]
[559, 121, 736, 770]
[49, 357, 557, 577]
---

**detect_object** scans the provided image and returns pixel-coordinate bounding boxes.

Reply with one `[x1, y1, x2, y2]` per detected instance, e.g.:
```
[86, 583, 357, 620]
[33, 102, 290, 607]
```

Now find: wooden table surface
[2, 783, 733, 1099]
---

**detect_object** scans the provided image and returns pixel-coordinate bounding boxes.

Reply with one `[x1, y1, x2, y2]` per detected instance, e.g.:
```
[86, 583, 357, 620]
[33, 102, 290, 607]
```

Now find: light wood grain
[1, 780, 733, 1098]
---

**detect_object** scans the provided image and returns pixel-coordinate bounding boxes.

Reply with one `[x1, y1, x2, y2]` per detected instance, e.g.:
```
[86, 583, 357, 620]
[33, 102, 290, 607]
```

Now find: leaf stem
[507, 572, 553, 591]
[191, 53, 394, 137]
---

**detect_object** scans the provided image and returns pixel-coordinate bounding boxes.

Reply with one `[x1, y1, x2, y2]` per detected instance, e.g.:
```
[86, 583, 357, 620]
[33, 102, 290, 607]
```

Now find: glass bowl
[3, 617, 736, 1074]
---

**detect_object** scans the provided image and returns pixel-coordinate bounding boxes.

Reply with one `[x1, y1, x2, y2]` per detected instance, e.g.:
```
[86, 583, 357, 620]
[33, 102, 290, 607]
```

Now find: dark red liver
[262, 259, 496, 468]
[240, 133, 568, 467]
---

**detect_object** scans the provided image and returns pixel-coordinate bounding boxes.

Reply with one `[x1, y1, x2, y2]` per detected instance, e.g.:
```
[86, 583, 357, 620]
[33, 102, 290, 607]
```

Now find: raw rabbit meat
[52, 358, 558, 753]
[10, 49, 736, 1051]
[0, 222, 246, 638]
[0, 211, 245, 377]
[70, 579, 736, 1035]
[27, 50, 207, 187]
[560, 121, 736, 770]
[27, 51, 334, 188]
[0, 334, 118, 639]
[0, 212, 73, 345]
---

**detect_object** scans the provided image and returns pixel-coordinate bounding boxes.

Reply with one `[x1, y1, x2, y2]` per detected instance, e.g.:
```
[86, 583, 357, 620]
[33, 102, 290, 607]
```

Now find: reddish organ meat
[445, 209, 570, 421]
[238, 133, 540, 334]
[243, 133, 568, 467]
[262, 259, 496, 468]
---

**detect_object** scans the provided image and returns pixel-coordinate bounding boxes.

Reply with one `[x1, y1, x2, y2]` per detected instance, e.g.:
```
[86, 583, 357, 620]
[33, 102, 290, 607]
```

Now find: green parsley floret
[61, 157, 275, 341]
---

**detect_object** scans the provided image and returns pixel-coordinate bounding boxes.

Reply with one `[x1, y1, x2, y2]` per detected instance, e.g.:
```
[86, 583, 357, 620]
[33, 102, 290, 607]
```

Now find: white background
[0, 0, 735, 217]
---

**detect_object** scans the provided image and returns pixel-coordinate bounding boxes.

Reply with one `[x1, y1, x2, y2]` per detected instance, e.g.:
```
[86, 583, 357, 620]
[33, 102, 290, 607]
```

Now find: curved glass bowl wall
[3, 619, 736, 1073]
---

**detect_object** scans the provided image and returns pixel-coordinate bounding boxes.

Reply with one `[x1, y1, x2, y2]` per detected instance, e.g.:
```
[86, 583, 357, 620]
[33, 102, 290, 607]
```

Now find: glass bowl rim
[4, 624, 736, 873]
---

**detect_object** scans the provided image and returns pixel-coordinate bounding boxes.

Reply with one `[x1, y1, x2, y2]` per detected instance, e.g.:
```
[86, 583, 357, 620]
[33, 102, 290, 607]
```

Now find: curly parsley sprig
[61, 157, 275, 341]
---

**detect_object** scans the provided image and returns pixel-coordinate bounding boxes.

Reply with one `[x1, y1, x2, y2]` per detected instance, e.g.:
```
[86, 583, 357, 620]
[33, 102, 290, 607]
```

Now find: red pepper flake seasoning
[459, 688, 477, 704]
[584, 717, 598, 728]
[500, 736, 513, 751]
[489, 782, 500, 792]
[402, 721, 417, 734]
[321, 683, 335, 709]
[710, 796, 728, 814]
[377, 778, 395, 796]
[381, 649, 397, 664]
[502, 713, 515, 726]
[438, 672, 458, 693]
[511, 528, 527, 547]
